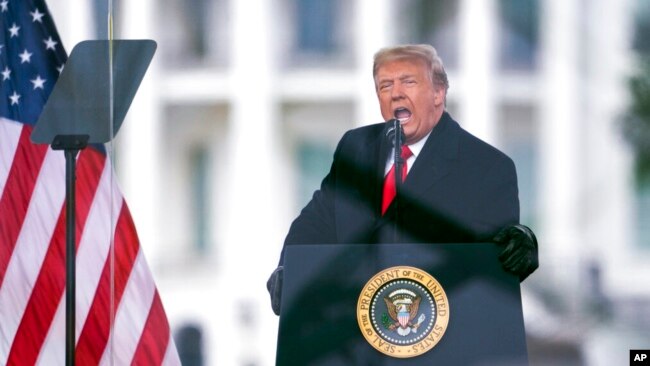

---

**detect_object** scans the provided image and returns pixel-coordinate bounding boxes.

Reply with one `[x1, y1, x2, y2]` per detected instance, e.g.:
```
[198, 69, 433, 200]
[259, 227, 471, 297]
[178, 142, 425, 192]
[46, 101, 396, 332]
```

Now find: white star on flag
[31, 8, 45, 22]
[19, 49, 33, 63]
[9, 91, 21, 105]
[9, 23, 20, 37]
[43, 36, 57, 50]
[1, 67, 9, 80]
[30, 75, 46, 89]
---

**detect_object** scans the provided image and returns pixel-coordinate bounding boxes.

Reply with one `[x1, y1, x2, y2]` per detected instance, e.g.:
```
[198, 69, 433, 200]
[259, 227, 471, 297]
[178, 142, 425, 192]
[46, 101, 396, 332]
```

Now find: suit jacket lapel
[403, 112, 459, 194]
[370, 113, 458, 224]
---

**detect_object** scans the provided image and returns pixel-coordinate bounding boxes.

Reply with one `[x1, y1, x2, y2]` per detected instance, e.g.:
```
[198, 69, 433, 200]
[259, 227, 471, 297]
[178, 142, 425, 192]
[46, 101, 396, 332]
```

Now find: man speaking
[268, 44, 538, 315]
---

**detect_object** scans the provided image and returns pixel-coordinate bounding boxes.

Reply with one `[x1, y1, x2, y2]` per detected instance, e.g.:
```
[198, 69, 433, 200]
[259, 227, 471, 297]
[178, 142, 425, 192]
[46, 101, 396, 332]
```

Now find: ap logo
[631, 350, 650, 365]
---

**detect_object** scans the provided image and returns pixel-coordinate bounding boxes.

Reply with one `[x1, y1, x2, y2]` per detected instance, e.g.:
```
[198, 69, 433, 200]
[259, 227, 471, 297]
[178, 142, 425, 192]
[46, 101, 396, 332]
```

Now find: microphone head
[385, 119, 404, 146]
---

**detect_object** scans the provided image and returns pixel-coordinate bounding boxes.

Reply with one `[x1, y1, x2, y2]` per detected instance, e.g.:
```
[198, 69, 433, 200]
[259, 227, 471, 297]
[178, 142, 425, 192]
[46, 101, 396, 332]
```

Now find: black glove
[493, 224, 538, 281]
[266, 266, 284, 316]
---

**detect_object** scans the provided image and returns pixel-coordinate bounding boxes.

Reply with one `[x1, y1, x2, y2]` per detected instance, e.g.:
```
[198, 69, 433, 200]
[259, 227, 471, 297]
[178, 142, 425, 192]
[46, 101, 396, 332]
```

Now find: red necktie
[382, 145, 413, 215]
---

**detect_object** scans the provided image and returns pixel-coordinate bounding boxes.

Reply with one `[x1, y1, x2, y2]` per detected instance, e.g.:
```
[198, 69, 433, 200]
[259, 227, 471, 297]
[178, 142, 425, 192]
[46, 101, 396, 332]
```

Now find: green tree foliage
[622, 58, 650, 184]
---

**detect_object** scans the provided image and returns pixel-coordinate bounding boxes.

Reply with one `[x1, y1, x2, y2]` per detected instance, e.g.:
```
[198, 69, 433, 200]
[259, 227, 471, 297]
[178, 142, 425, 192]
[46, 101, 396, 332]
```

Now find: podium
[276, 243, 529, 365]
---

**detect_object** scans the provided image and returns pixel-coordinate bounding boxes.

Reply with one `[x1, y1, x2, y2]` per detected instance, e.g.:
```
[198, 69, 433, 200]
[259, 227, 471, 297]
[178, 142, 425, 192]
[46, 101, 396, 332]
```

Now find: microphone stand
[390, 119, 404, 242]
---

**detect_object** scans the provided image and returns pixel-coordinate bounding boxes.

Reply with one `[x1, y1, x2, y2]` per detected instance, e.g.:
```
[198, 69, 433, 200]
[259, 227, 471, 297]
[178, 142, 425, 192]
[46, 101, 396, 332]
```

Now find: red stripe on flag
[0, 126, 48, 287]
[5, 148, 104, 365]
[6, 202, 66, 366]
[76, 201, 140, 364]
[131, 290, 170, 366]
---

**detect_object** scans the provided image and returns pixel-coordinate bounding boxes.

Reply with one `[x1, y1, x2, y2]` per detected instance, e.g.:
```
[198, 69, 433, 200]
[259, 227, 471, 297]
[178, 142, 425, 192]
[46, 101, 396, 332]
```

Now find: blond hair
[373, 44, 449, 93]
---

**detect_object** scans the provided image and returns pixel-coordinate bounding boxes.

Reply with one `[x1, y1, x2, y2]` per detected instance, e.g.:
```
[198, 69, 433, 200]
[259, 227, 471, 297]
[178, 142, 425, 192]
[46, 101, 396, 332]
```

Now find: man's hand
[266, 266, 284, 316]
[493, 224, 538, 281]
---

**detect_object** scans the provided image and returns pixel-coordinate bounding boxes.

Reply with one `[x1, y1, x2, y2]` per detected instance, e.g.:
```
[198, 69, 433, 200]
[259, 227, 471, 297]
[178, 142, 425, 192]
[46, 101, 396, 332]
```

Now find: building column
[355, 0, 392, 126]
[538, 0, 582, 286]
[117, 0, 162, 264]
[219, 0, 281, 364]
[458, 0, 498, 143]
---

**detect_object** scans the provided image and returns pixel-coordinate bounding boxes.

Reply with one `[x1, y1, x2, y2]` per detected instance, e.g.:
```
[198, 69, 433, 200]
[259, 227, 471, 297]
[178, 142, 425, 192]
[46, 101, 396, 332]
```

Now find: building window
[157, 0, 229, 68]
[297, 142, 333, 208]
[161, 103, 228, 263]
[497, 104, 539, 227]
[191, 146, 210, 253]
[281, 102, 353, 210]
[296, 0, 336, 53]
[395, 0, 460, 69]
[497, 0, 539, 71]
[633, 0, 650, 54]
[174, 324, 204, 366]
[637, 181, 650, 249]
[282, 0, 354, 68]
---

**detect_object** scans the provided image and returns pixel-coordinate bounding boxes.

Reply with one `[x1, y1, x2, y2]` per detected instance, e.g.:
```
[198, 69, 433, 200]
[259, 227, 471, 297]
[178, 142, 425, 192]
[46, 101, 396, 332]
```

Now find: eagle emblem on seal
[383, 289, 426, 336]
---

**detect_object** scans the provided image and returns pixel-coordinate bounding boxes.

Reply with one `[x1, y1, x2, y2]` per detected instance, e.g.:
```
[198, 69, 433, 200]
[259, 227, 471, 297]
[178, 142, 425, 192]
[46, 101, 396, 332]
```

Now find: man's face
[375, 59, 445, 144]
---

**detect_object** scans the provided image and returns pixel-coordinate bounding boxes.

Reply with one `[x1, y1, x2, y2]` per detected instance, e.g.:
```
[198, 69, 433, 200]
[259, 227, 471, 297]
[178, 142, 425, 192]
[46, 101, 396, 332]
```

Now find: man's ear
[433, 88, 445, 106]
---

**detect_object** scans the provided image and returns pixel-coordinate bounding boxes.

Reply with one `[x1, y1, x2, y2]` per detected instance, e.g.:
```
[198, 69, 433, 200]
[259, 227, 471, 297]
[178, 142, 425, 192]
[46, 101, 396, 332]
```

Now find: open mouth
[394, 107, 412, 123]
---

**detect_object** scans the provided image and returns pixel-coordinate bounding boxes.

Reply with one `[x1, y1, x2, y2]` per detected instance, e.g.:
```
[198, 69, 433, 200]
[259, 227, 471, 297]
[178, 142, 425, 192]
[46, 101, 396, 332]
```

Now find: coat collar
[376, 111, 460, 216]
[403, 111, 459, 192]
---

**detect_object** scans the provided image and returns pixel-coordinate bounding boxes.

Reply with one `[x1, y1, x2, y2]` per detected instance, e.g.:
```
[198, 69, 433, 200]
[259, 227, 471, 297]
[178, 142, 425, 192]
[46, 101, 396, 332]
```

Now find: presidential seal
[356, 266, 449, 358]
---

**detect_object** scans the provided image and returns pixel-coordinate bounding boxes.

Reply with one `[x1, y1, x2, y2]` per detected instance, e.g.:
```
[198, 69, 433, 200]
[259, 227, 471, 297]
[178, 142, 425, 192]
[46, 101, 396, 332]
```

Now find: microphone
[385, 118, 405, 147]
[385, 117, 406, 194]
[384, 118, 406, 240]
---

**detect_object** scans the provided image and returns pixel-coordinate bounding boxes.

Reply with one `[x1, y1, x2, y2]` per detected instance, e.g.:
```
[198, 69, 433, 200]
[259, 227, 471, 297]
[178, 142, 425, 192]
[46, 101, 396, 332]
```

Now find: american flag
[0, 0, 180, 364]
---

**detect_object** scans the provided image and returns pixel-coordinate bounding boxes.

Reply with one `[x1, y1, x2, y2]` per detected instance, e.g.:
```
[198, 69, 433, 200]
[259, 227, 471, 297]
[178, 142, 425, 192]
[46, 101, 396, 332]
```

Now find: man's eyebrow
[377, 73, 415, 83]
[377, 77, 394, 84]
[399, 74, 416, 80]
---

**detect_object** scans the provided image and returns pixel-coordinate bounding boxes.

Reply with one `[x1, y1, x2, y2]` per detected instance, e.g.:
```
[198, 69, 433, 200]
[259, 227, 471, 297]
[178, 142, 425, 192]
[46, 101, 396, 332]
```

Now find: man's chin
[402, 127, 416, 142]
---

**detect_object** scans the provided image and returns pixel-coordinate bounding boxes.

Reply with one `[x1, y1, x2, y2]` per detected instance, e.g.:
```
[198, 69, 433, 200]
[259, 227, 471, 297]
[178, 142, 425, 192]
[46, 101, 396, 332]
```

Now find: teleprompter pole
[52, 135, 89, 366]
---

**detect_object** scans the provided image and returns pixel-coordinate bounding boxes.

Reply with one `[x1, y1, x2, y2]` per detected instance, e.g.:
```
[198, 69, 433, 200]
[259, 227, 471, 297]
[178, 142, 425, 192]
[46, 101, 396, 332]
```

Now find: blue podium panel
[277, 243, 528, 366]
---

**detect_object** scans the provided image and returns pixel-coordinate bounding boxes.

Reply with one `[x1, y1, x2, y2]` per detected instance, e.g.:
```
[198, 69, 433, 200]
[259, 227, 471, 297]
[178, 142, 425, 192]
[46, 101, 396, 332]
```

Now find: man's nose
[391, 83, 405, 100]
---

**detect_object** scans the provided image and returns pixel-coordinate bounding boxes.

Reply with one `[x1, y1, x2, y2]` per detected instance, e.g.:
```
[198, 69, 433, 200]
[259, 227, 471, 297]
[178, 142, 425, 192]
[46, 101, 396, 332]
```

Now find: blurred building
[49, 0, 650, 365]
